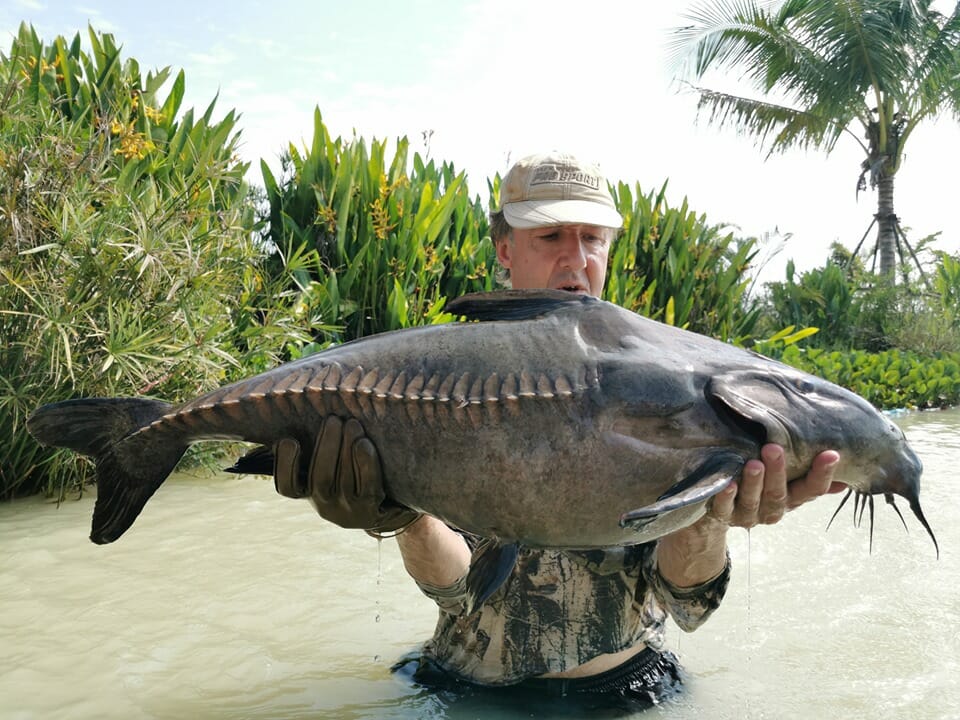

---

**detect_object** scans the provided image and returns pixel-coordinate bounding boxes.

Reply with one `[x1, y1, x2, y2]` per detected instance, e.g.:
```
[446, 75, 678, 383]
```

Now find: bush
[606, 181, 760, 341]
[777, 346, 960, 410]
[0, 24, 297, 498]
[259, 109, 497, 344]
[764, 258, 861, 348]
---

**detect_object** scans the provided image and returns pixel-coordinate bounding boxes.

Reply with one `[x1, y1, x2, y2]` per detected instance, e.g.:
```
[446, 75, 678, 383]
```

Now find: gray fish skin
[26, 290, 934, 552]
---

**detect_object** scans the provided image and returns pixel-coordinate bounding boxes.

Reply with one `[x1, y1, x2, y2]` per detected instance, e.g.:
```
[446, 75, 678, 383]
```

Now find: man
[273, 152, 841, 709]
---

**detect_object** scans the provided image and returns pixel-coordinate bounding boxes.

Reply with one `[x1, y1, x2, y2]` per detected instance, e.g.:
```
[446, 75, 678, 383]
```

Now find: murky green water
[2, 409, 958, 719]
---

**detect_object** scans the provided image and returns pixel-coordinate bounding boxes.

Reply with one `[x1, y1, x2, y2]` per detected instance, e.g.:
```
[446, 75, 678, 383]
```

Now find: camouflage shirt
[416, 538, 730, 686]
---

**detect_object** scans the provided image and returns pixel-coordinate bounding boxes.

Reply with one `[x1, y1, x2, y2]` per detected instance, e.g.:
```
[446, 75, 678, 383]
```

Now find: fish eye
[796, 379, 815, 393]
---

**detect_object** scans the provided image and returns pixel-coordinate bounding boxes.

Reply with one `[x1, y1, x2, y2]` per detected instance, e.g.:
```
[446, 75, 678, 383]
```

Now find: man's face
[496, 224, 612, 297]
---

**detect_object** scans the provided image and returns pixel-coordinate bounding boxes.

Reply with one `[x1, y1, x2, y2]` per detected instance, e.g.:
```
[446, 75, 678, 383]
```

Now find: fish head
[706, 367, 922, 498]
[708, 366, 936, 555]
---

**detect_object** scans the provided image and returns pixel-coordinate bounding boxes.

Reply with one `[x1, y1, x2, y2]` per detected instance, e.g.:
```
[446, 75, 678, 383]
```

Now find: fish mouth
[706, 374, 939, 557]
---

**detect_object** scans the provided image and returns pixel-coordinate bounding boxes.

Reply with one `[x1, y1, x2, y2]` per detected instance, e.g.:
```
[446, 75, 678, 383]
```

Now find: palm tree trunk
[876, 174, 897, 279]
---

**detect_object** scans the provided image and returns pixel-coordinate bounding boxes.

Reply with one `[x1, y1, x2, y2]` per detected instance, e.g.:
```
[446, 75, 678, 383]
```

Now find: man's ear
[495, 237, 512, 268]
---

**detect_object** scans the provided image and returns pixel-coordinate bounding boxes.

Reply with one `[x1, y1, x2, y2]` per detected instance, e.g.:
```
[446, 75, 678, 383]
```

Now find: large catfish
[28, 290, 937, 561]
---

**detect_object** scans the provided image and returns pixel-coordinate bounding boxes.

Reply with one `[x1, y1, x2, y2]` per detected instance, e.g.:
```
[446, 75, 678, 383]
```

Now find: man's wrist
[656, 516, 730, 588]
[364, 513, 422, 540]
[682, 512, 730, 540]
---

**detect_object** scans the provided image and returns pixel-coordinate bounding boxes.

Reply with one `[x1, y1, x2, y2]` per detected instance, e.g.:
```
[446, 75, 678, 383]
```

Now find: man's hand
[273, 416, 419, 534]
[658, 444, 844, 588]
[709, 444, 845, 528]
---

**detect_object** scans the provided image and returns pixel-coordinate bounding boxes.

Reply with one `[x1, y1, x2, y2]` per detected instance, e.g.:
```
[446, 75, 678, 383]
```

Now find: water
[2, 409, 958, 720]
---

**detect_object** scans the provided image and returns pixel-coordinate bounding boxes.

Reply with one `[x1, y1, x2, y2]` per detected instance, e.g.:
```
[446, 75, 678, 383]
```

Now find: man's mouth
[554, 283, 587, 294]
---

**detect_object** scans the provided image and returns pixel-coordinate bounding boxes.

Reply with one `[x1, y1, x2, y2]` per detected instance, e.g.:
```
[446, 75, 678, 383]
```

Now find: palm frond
[691, 86, 850, 155]
[672, 0, 960, 150]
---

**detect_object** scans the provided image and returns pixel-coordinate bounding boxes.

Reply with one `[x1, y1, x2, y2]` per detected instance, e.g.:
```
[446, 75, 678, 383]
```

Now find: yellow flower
[144, 105, 164, 123]
[370, 197, 395, 240]
[316, 205, 337, 233]
[24, 56, 57, 74]
[20, 56, 36, 81]
[113, 130, 155, 160]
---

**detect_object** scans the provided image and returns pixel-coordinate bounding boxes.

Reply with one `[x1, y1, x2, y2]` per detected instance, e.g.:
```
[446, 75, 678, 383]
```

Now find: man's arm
[395, 516, 472, 588]
[656, 444, 842, 588]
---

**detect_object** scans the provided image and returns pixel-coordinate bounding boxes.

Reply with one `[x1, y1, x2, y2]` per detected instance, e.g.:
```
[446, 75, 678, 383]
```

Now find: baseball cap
[499, 152, 623, 229]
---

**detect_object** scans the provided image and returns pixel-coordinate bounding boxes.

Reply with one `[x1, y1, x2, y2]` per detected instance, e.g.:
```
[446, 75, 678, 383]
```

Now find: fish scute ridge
[197, 361, 597, 431]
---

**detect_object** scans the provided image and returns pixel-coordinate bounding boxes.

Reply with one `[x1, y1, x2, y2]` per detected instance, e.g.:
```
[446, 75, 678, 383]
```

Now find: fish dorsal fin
[446, 289, 596, 322]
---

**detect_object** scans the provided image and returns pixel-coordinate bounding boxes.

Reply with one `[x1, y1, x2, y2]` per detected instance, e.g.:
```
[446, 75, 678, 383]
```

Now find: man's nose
[559, 234, 587, 269]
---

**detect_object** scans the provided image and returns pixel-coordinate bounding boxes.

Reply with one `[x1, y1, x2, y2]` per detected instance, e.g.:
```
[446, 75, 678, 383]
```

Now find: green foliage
[934, 251, 960, 329]
[764, 243, 960, 354]
[605, 181, 761, 340]
[671, 0, 960, 159]
[0, 24, 298, 499]
[762, 244, 960, 409]
[260, 109, 496, 344]
[747, 324, 819, 357]
[764, 258, 861, 348]
[777, 346, 960, 411]
[263, 118, 765, 348]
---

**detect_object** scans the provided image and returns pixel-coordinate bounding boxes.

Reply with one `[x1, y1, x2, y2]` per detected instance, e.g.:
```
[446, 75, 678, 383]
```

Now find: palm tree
[670, 0, 960, 279]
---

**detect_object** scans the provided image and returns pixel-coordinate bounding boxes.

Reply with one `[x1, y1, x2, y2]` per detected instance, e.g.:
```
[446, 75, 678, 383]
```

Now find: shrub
[778, 346, 960, 410]
[606, 181, 760, 341]
[0, 24, 290, 498]
[763, 257, 861, 349]
[259, 109, 497, 344]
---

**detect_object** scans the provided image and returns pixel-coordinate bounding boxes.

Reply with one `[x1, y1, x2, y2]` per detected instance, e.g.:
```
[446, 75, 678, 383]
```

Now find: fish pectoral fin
[619, 452, 743, 527]
[446, 289, 593, 322]
[225, 445, 275, 476]
[463, 540, 519, 614]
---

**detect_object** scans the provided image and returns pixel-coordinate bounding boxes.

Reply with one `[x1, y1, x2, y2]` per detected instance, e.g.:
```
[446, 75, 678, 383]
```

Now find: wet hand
[710, 444, 844, 529]
[273, 416, 419, 533]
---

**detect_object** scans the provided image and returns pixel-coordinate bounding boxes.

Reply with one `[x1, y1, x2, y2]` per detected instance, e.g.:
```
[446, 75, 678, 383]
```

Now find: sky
[4, 0, 959, 287]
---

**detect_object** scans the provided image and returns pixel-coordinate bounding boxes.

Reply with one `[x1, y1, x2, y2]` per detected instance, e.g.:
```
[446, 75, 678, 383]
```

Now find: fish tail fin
[27, 398, 186, 544]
